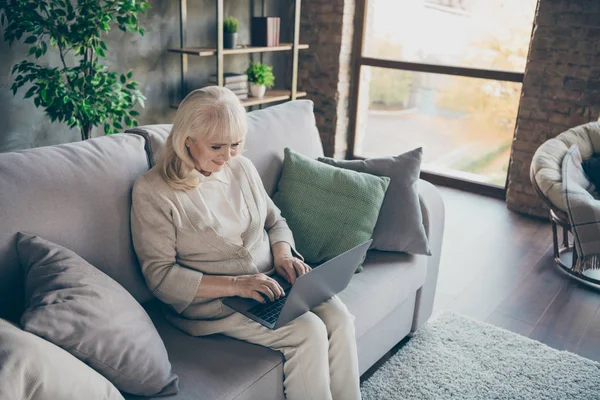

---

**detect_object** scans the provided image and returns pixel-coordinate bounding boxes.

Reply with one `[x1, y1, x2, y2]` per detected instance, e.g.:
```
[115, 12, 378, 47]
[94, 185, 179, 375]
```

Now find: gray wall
[0, 0, 294, 153]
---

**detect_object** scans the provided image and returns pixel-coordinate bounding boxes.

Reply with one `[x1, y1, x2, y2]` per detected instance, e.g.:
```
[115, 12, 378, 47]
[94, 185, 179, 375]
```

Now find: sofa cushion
[0, 318, 124, 400]
[582, 155, 600, 189]
[125, 301, 285, 400]
[128, 100, 323, 196]
[561, 145, 600, 261]
[0, 134, 152, 322]
[244, 100, 323, 195]
[127, 251, 428, 400]
[273, 147, 390, 270]
[319, 148, 430, 255]
[531, 121, 600, 212]
[338, 250, 428, 339]
[18, 233, 178, 396]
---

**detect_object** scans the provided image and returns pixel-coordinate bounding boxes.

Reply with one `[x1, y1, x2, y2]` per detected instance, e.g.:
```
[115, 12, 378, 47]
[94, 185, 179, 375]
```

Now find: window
[350, 0, 537, 192]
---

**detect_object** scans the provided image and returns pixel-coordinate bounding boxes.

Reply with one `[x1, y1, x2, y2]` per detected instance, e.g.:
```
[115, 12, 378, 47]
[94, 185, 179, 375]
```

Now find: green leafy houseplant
[245, 61, 274, 88]
[0, 0, 151, 141]
[223, 16, 238, 34]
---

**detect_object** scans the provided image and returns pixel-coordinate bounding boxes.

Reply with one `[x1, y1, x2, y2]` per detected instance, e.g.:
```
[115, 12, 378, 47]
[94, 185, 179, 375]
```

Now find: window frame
[347, 0, 529, 199]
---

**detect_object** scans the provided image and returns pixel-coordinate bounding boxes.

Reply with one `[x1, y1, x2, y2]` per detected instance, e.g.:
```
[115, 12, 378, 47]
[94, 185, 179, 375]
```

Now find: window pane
[364, 0, 537, 72]
[355, 66, 521, 186]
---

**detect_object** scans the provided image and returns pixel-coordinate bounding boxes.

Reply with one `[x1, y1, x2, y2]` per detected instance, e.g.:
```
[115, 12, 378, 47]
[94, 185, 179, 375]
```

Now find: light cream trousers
[222, 295, 361, 400]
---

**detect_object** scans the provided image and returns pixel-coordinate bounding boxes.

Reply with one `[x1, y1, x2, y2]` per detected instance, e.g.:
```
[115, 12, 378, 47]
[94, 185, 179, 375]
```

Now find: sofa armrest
[411, 179, 445, 332]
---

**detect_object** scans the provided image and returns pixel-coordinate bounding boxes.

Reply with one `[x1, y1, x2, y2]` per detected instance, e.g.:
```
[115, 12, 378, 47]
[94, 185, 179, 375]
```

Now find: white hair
[160, 86, 247, 190]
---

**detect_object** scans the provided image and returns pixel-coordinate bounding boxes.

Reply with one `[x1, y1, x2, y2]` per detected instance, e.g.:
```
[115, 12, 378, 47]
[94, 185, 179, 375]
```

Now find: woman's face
[185, 135, 242, 176]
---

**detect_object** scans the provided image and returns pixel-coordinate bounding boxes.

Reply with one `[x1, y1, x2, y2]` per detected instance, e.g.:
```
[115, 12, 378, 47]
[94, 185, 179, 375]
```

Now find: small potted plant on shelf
[246, 61, 274, 99]
[223, 17, 238, 49]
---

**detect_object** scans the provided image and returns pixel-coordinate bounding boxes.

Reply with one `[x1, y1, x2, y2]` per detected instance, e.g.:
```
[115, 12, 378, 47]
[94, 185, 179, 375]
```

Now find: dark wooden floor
[362, 185, 600, 382]
[433, 186, 600, 362]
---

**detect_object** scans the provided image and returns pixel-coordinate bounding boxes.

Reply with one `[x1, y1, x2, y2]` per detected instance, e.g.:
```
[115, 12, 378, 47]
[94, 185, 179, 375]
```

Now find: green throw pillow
[273, 147, 390, 272]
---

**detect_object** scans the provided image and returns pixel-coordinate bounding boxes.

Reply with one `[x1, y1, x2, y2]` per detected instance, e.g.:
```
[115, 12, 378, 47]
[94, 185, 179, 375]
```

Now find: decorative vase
[250, 83, 266, 98]
[224, 33, 238, 49]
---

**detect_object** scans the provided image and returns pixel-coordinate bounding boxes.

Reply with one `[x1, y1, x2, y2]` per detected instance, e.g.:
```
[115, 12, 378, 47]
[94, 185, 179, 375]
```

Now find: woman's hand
[233, 274, 285, 303]
[274, 253, 312, 284]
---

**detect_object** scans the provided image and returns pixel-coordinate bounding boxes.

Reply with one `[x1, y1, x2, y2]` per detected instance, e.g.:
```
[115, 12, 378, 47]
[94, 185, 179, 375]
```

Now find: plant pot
[224, 33, 238, 49]
[250, 83, 266, 98]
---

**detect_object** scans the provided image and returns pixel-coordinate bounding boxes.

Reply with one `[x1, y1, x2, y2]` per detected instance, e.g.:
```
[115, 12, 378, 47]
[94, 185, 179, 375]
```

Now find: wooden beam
[361, 58, 524, 83]
[291, 0, 301, 99]
[167, 44, 309, 56]
[346, 0, 368, 159]
[178, 0, 188, 99]
[217, 0, 224, 87]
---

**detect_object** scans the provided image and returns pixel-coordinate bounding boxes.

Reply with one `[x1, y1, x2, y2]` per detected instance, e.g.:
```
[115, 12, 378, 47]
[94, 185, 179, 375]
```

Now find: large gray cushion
[319, 148, 430, 255]
[18, 233, 179, 396]
[126, 301, 285, 400]
[128, 100, 324, 196]
[0, 318, 124, 400]
[0, 134, 152, 323]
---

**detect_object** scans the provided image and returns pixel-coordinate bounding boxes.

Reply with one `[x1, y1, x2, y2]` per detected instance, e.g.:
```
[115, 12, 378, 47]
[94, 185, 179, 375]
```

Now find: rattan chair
[530, 121, 600, 286]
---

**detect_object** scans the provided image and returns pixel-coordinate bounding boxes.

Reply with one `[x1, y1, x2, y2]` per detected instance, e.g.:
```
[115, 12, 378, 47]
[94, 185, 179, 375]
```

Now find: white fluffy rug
[360, 312, 600, 400]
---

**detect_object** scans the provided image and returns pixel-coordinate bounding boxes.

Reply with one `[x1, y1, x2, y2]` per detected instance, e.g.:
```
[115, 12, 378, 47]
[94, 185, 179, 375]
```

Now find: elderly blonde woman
[130, 86, 361, 400]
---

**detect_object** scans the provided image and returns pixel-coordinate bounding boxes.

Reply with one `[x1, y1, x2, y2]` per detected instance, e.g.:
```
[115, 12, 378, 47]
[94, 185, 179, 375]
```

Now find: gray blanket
[562, 145, 600, 272]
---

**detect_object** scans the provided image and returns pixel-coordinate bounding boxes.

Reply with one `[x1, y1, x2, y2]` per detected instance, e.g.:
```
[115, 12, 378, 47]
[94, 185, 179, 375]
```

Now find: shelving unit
[168, 44, 309, 57]
[172, 0, 308, 108]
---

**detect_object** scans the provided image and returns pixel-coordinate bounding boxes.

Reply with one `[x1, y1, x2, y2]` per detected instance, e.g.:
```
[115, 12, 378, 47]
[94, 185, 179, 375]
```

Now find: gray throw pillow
[319, 147, 430, 255]
[273, 147, 390, 273]
[0, 318, 124, 400]
[17, 232, 179, 397]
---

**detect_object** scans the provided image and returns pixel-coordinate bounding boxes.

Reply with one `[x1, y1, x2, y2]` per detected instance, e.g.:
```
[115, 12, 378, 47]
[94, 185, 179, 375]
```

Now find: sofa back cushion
[0, 134, 152, 322]
[128, 100, 324, 196]
[244, 100, 324, 195]
[273, 147, 389, 270]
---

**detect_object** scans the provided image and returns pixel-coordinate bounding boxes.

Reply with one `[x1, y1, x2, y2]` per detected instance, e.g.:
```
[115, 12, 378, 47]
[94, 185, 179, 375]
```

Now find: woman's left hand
[274, 253, 312, 284]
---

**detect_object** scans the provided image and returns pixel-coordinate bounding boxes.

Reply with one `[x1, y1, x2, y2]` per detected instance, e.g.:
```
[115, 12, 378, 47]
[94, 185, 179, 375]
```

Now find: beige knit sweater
[131, 155, 300, 336]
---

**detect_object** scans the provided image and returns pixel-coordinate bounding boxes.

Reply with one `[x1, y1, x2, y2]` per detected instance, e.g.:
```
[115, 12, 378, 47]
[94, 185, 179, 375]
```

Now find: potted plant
[245, 61, 274, 98]
[223, 17, 238, 49]
[0, 0, 149, 140]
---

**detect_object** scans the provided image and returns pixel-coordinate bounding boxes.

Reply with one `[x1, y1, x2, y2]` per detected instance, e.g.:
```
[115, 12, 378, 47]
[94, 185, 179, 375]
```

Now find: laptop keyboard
[247, 293, 289, 324]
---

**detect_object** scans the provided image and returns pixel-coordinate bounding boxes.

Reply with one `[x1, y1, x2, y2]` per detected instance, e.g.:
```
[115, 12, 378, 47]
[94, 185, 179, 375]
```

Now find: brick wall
[506, 0, 600, 218]
[298, 0, 355, 158]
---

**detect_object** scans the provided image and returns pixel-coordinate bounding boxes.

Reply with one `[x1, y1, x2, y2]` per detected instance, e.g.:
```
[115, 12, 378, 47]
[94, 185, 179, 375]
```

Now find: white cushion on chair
[532, 122, 600, 212]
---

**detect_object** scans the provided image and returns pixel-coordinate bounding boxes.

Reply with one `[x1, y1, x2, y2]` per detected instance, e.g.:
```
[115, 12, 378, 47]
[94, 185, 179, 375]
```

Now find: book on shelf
[215, 80, 248, 91]
[230, 87, 248, 95]
[208, 73, 248, 84]
[272, 17, 280, 46]
[236, 93, 248, 101]
[251, 17, 280, 47]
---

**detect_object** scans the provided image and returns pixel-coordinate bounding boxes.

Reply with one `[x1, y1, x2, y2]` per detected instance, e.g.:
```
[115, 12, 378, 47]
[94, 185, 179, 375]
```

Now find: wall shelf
[171, 90, 307, 109]
[168, 43, 309, 57]
[242, 90, 307, 106]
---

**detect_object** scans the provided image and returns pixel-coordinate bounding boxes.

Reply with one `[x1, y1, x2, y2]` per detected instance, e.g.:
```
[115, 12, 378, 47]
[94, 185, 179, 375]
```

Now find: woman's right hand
[232, 274, 285, 303]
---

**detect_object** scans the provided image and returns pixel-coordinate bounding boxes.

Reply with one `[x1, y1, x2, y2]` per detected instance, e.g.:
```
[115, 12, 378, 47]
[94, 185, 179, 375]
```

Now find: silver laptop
[223, 240, 372, 330]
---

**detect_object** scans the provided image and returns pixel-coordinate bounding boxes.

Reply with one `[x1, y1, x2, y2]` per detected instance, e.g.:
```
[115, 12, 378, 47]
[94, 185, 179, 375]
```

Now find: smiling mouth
[213, 161, 225, 166]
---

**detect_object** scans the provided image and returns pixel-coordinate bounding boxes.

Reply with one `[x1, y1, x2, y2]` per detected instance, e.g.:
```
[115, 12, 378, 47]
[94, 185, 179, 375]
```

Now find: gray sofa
[0, 100, 444, 399]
